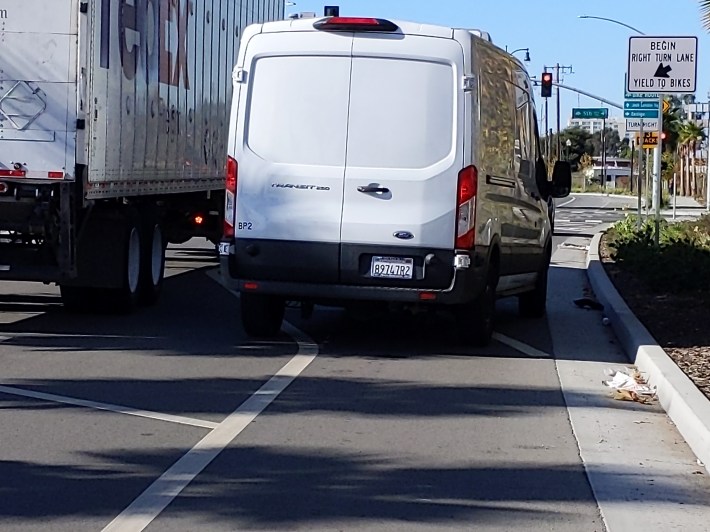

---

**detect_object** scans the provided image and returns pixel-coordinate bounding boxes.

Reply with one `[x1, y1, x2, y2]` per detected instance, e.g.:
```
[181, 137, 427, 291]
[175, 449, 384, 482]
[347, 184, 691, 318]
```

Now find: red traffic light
[542, 73, 553, 82]
[541, 72, 553, 98]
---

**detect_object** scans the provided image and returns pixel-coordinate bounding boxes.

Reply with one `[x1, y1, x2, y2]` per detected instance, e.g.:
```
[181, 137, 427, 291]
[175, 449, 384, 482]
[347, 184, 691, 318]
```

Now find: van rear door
[339, 35, 464, 288]
[233, 31, 352, 283]
[0, 0, 77, 179]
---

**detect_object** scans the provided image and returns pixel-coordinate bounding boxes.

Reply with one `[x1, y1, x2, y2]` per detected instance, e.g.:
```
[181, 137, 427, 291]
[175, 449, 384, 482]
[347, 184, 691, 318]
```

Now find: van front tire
[240, 293, 285, 338]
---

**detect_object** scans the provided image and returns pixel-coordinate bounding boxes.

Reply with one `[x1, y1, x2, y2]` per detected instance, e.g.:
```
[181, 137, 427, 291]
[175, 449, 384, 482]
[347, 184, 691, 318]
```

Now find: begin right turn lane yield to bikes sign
[627, 36, 698, 94]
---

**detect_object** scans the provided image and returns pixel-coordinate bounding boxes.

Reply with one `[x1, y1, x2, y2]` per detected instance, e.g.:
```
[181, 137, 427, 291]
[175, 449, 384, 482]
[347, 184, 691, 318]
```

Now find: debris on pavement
[574, 297, 605, 311]
[604, 367, 657, 404]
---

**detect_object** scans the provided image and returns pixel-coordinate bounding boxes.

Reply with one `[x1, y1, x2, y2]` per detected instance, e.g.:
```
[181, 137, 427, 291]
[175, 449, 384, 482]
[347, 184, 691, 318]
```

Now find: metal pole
[706, 133, 710, 212]
[637, 122, 644, 230]
[673, 171, 677, 220]
[645, 149, 651, 216]
[545, 96, 549, 162]
[602, 117, 607, 192]
[653, 95, 663, 247]
[556, 64, 561, 161]
[630, 139, 635, 195]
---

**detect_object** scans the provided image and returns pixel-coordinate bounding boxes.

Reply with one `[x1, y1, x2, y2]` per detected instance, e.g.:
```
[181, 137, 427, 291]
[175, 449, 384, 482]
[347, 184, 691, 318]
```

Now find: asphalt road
[1, 196, 709, 531]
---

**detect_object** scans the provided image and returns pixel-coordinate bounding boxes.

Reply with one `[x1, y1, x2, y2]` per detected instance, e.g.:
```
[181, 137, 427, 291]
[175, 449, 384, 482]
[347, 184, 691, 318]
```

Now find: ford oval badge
[393, 231, 414, 240]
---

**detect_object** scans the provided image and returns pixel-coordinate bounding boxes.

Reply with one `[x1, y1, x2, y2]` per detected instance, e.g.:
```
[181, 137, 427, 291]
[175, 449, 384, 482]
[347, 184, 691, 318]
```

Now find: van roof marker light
[313, 17, 399, 32]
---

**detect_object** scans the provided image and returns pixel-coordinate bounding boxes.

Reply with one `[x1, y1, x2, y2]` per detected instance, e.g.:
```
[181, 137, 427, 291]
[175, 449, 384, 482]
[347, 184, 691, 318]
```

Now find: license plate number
[218, 242, 230, 256]
[370, 256, 414, 279]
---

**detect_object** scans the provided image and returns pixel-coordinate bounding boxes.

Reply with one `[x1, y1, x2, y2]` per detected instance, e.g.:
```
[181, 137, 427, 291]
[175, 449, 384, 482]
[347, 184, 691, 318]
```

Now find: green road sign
[624, 101, 659, 110]
[572, 107, 609, 119]
[624, 109, 660, 119]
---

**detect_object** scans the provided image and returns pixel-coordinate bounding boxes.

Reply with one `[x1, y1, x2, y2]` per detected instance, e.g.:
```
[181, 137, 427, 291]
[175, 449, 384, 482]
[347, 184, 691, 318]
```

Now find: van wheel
[455, 269, 497, 347]
[240, 293, 285, 338]
[519, 246, 551, 318]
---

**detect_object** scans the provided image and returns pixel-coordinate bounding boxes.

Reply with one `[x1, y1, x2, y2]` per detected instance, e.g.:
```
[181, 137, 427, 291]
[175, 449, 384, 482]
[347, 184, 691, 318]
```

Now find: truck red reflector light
[0, 169, 26, 177]
[0, 183, 8, 194]
[225, 156, 238, 194]
[419, 292, 437, 301]
[243, 282, 259, 291]
[48, 171, 64, 179]
[314, 17, 398, 32]
[193, 214, 204, 225]
[456, 165, 478, 249]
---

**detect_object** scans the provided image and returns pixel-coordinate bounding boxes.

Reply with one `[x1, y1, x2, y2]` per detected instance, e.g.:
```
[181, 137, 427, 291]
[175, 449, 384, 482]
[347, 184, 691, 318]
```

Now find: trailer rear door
[0, 0, 78, 180]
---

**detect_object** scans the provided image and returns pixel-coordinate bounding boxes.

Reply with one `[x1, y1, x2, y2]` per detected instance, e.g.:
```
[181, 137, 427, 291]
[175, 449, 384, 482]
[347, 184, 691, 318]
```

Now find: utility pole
[544, 63, 573, 161]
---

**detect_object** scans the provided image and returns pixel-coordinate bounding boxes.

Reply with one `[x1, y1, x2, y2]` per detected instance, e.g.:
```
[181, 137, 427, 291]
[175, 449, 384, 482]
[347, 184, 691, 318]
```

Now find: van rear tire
[518, 246, 551, 318]
[455, 270, 497, 347]
[240, 293, 285, 338]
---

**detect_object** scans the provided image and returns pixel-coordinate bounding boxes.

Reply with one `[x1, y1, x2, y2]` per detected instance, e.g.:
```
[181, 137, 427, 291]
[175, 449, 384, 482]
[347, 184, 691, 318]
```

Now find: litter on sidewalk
[603, 367, 657, 404]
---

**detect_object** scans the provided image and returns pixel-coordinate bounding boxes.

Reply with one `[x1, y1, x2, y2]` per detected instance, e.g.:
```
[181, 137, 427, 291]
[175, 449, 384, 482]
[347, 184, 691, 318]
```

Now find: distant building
[568, 116, 630, 140]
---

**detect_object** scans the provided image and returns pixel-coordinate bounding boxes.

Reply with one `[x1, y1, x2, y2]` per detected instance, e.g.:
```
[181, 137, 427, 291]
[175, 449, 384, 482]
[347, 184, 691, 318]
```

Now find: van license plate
[370, 256, 414, 279]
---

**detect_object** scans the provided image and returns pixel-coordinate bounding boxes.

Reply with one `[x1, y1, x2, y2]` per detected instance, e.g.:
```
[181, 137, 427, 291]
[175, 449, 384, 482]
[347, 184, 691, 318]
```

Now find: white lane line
[102, 321, 319, 532]
[557, 197, 577, 208]
[584, 219, 604, 224]
[492, 333, 552, 358]
[0, 385, 218, 430]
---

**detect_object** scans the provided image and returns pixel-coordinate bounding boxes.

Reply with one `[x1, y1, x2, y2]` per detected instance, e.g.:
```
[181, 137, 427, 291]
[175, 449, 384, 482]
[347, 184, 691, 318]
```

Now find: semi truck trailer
[0, 0, 282, 311]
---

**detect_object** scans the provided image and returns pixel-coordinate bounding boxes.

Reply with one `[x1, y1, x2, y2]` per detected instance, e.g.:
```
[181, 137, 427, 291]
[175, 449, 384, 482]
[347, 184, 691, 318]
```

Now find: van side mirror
[550, 160, 571, 198]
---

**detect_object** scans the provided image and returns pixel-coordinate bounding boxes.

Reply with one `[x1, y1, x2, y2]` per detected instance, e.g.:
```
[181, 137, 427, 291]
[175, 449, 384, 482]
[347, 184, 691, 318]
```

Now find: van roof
[261, 17, 464, 39]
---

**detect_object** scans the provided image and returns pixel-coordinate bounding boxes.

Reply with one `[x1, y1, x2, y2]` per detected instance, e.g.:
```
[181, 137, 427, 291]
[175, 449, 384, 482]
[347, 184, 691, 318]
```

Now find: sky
[287, 0, 710, 132]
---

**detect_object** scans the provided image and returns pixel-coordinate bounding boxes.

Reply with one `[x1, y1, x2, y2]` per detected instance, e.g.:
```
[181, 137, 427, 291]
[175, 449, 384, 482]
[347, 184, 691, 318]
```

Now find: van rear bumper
[219, 253, 487, 305]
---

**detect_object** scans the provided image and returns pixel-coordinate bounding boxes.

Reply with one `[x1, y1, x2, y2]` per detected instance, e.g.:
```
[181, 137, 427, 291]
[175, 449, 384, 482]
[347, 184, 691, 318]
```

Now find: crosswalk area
[554, 208, 624, 235]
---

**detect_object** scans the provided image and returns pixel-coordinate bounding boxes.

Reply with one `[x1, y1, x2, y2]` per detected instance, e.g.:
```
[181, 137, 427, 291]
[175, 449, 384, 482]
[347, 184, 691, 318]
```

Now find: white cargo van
[220, 16, 571, 345]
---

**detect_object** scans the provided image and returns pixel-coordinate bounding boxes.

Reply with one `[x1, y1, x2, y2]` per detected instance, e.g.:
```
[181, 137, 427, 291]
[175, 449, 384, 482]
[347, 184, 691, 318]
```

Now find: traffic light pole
[545, 64, 573, 161]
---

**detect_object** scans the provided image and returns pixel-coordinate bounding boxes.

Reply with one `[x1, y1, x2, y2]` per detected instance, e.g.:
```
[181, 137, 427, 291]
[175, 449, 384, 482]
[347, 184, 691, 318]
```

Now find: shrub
[606, 215, 710, 292]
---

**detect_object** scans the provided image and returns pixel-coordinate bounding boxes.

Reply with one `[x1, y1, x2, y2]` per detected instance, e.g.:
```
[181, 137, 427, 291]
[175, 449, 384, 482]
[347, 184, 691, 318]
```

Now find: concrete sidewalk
[586, 233, 710, 471]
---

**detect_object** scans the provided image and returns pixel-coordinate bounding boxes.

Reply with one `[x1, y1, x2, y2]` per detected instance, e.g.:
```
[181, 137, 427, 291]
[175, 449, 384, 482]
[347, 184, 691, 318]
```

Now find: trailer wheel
[240, 293, 285, 338]
[103, 221, 142, 312]
[60, 286, 98, 313]
[138, 220, 165, 306]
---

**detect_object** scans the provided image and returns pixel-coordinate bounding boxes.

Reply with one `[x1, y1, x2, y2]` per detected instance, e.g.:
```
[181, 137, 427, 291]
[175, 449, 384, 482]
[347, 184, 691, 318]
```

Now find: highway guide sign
[627, 36, 698, 93]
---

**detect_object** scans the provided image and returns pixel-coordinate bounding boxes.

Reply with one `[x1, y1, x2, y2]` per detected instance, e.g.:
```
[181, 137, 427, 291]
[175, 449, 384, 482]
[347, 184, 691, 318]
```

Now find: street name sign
[624, 109, 660, 119]
[626, 117, 661, 132]
[627, 36, 698, 93]
[624, 100, 659, 110]
[572, 107, 609, 119]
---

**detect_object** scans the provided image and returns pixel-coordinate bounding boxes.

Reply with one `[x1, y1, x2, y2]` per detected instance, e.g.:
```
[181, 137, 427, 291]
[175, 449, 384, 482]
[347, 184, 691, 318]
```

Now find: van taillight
[224, 156, 238, 238]
[456, 165, 477, 249]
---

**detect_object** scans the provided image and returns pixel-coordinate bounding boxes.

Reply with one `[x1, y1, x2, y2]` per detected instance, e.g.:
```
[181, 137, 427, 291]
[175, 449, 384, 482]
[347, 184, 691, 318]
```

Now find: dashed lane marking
[493, 333, 552, 358]
[102, 321, 319, 532]
[0, 384, 219, 429]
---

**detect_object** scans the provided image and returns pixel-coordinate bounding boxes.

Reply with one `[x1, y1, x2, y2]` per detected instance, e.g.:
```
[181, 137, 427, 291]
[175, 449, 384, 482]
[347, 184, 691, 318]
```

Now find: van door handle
[357, 185, 390, 194]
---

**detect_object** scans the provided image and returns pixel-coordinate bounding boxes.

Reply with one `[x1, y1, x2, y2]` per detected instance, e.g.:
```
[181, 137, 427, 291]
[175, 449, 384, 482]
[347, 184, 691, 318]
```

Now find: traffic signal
[541, 72, 553, 98]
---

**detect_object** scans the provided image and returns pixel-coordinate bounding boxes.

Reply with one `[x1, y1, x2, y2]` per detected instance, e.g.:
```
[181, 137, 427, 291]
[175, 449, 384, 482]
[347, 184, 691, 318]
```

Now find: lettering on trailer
[0, 9, 8, 19]
[100, 0, 191, 89]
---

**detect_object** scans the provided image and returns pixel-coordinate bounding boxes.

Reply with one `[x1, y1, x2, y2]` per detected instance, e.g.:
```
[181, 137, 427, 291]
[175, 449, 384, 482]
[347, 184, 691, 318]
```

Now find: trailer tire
[138, 218, 165, 306]
[101, 215, 142, 313]
[60, 286, 98, 313]
[240, 293, 285, 338]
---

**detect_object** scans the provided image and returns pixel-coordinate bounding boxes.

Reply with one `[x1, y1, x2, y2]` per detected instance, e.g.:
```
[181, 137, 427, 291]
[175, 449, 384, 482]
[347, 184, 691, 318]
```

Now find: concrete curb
[586, 232, 710, 470]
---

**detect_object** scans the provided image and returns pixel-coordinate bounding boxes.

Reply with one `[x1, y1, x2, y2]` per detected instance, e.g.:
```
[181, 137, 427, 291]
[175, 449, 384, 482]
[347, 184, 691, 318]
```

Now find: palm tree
[701, 0, 710, 29]
[678, 121, 706, 197]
